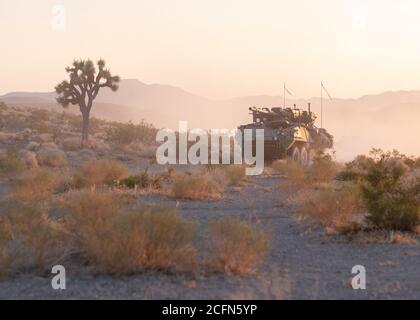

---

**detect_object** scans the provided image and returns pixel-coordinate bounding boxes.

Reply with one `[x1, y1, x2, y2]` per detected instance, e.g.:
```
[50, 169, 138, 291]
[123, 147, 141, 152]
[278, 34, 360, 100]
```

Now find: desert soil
[0, 173, 418, 300]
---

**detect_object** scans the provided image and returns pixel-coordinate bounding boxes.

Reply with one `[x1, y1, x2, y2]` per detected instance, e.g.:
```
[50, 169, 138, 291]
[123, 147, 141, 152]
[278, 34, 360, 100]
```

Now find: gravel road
[0, 175, 419, 299]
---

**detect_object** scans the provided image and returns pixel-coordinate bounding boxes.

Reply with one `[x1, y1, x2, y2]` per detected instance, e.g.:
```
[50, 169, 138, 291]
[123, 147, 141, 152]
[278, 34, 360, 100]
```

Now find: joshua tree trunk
[82, 110, 90, 143]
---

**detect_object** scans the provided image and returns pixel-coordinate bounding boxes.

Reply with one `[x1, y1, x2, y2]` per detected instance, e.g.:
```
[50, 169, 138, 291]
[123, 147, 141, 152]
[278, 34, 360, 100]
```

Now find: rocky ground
[0, 105, 419, 300]
[0, 174, 418, 300]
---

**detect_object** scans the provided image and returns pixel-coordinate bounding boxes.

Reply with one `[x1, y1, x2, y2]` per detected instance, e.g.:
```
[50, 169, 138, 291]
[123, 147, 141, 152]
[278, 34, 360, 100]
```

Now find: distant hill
[1, 80, 419, 160]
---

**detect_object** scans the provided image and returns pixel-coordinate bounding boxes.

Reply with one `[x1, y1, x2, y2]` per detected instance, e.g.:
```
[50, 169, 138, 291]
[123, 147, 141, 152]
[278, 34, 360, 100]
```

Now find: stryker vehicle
[238, 104, 333, 164]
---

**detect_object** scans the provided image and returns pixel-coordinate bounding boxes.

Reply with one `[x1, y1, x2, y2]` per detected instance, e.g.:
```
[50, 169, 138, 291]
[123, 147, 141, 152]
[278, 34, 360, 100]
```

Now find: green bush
[337, 155, 375, 181]
[361, 154, 419, 230]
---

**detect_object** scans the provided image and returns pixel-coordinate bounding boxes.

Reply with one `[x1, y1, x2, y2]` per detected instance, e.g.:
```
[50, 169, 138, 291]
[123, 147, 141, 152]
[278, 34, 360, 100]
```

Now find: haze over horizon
[1, 0, 420, 99]
[2, 77, 420, 102]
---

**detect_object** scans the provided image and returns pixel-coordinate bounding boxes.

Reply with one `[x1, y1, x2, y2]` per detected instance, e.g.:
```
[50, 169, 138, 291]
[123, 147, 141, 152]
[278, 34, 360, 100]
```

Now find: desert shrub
[20, 150, 39, 169]
[106, 121, 157, 145]
[119, 172, 161, 190]
[0, 149, 26, 179]
[224, 165, 246, 186]
[208, 217, 269, 276]
[339, 149, 418, 181]
[273, 152, 338, 187]
[301, 183, 366, 233]
[28, 109, 50, 122]
[0, 102, 7, 111]
[0, 205, 65, 275]
[309, 151, 338, 182]
[272, 160, 306, 186]
[74, 160, 128, 188]
[25, 109, 52, 134]
[63, 190, 196, 274]
[9, 168, 60, 204]
[0, 216, 16, 278]
[361, 156, 419, 231]
[414, 157, 420, 169]
[37, 147, 67, 167]
[338, 154, 376, 181]
[172, 173, 224, 200]
[1, 171, 65, 276]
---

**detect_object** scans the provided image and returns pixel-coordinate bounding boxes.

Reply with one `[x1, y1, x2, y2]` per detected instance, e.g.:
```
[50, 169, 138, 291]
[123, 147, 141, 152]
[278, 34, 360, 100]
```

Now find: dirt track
[0, 174, 419, 300]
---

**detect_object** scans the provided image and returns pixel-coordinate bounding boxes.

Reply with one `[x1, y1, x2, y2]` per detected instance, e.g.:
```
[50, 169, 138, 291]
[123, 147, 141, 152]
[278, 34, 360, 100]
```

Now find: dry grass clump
[1, 185, 270, 278]
[1, 171, 66, 277]
[0, 150, 26, 179]
[301, 183, 366, 234]
[348, 230, 418, 245]
[172, 172, 224, 200]
[37, 147, 67, 167]
[74, 160, 128, 188]
[0, 216, 17, 278]
[25, 109, 52, 134]
[0, 101, 7, 111]
[223, 165, 247, 186]
[106, 120, 157, 146]
[208, 217, 269, 276]
[273, 152, 338, 189]
[0, 205, 66, 276]
[308, 152, 340, 182]
[63, 190, 196, 274]
[272, 160, 306, 187]
[8, 168, 61, 204]
[0, 169, 67, 277]
[390, 232, 417, 244]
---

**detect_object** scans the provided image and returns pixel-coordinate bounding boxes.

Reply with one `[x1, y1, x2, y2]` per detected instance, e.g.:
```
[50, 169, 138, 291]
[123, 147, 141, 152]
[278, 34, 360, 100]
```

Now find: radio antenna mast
[284, 83, 293, 108]
[320, 81, 332, 128]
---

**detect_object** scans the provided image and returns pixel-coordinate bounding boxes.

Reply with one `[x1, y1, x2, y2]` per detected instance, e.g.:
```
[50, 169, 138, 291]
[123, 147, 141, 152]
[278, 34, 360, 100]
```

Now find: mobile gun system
[238, 104, 333, 164]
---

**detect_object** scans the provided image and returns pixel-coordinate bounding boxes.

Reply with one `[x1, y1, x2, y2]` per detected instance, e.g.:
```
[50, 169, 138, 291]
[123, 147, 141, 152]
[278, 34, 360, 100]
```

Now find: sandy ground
[0, 174, 419, 300]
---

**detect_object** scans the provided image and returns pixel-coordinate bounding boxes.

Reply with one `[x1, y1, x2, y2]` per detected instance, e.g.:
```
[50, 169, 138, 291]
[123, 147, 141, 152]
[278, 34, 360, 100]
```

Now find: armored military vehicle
[238, 104, 333, 164]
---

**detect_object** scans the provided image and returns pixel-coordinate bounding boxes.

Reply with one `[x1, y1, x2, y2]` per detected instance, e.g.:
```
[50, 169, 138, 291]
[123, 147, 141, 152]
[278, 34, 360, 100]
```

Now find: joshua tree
[55, 59, 119, 143]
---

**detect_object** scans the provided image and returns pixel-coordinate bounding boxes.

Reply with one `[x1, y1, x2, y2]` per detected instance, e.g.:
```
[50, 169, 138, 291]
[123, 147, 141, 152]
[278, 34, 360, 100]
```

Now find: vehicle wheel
[291, 146, 301, 163]
[300, 145, 309, 166]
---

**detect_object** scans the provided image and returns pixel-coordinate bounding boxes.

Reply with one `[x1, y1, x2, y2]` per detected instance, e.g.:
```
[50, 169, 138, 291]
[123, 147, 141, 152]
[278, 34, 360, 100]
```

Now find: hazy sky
[1, 0, 419, 99]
